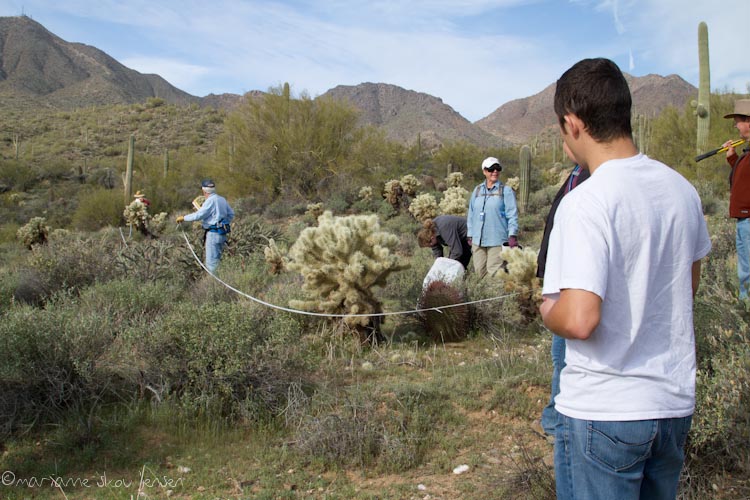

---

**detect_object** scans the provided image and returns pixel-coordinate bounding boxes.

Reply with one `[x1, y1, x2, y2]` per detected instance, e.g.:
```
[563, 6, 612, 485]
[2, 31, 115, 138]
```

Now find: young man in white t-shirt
[539, 58, 712, 500]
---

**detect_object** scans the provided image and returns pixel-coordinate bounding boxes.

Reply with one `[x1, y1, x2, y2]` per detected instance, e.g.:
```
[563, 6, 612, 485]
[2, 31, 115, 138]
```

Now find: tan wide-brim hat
[724, 99, 750, 119]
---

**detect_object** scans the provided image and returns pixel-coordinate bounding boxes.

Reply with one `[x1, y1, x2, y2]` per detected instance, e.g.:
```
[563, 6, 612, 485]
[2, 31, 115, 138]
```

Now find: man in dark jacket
[417, 215, 472, 270]
[536, 143, 589, 439]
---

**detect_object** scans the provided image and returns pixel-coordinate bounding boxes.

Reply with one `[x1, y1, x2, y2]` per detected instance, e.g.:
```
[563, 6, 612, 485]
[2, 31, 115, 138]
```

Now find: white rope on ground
[180, 230, 519, 318]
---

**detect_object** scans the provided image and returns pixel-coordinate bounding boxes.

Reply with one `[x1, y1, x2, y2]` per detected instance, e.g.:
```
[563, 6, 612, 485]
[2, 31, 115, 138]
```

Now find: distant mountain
[0, 15, 199, 109]
[1, 15, 699, 148]
[321, 82, 503, 148]
[476, 74, 697, 144]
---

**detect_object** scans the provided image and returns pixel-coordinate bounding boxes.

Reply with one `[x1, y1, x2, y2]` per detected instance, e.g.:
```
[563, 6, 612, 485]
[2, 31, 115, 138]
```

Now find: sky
[1, 0, 748, 122]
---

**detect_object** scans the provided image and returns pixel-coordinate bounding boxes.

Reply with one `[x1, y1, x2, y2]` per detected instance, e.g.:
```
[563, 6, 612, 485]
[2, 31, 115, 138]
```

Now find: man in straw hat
[176, 179, 234, 273]
[721, 99, 750, 300]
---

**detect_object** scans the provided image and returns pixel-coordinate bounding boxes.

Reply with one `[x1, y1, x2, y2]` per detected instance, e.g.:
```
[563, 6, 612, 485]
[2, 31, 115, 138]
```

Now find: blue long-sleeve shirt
[184, 193, 234, 229]
[466, 181, 518, 247]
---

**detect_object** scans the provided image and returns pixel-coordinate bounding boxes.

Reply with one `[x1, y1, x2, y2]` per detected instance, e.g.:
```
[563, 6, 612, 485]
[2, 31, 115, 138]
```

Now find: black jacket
[536, 166, 590, 279]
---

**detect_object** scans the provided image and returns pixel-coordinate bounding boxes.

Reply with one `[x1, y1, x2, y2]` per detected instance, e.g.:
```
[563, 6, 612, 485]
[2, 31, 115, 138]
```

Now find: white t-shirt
[542, 154, 712, 421]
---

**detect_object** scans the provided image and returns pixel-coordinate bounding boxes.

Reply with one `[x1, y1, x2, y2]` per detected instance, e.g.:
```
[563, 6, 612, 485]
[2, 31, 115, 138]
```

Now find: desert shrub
[518, 213, 543, 232]
[687, 217, 750, 476]
[226, 214, 285, 258]
[0, 304, 126, 440]
[376, 198, 397, 220]
[12, 268, 49, 306]
[263, 196, 307, 220]
[126, 301, 311, 422]
[466, 274, 534, 339]
[21, 231, 120, 301]
[0, 221, 20, 244]
[295, 384, 449, 472]
[72, 187, 124, 231]
[116, 236, 198, 284]
[527, 184, 560, 215]
[76, 278, 181, 331]
[328, 191, 352, 214]
[0, 159, 37, 191]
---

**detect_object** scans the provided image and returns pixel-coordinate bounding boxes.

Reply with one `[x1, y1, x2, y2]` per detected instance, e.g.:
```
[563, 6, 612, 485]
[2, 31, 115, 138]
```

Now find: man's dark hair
[554, 58, 632, 142]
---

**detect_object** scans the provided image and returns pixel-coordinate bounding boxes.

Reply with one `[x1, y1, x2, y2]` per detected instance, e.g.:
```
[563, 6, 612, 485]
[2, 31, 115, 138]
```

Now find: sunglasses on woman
[484, 165, 501, 173]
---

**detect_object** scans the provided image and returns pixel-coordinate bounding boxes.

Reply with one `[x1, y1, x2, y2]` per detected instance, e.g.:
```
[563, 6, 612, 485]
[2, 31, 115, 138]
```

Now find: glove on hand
[176, 215, 185, 223]
[508, 235, 518, 248]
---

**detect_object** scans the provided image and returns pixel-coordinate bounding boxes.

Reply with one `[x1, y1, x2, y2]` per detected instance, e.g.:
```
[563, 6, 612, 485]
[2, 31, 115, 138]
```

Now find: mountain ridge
[0, 15, 697, 146]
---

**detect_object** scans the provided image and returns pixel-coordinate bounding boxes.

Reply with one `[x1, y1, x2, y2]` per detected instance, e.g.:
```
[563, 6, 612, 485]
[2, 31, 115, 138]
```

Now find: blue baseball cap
[201, 179, 215, 188]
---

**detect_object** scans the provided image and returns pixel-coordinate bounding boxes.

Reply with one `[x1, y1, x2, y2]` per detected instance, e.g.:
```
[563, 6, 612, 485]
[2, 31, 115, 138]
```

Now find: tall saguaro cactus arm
[124, 134, 135, 204]
[694, 21, 711, 155]
[519, 145, 531, 214]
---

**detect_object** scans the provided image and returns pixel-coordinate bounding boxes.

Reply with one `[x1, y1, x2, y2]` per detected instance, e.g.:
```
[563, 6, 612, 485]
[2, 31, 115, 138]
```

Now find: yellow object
[192, 195, 205, 211]
[176, 215, 185, 223]
[696, 139, 747, 162]
[716, 138, 746, 155]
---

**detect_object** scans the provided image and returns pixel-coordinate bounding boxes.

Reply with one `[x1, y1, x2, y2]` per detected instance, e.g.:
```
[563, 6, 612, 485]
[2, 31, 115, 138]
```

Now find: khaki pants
[472, 245, 504, 279]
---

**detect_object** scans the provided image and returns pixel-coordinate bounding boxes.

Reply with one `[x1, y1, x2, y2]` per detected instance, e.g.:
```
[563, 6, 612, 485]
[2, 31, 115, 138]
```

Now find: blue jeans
[737, 218, 750, 299]
[541, 334, 565, 435]
[555, 414, 692, 500]
[205, 231, 227, 273]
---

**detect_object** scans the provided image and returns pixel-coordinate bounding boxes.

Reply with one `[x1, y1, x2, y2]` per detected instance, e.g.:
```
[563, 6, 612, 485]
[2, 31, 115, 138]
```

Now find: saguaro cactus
[163, 149, 169, 178]
[519, 145, 531, 214]
[124, 134, 135, 204]
[693, 21, 710, 155]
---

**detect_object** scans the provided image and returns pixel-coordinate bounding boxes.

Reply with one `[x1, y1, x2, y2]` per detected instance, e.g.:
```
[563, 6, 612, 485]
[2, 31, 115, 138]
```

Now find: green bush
[0, 159, 37, 191]
[127, 301, 311, 422]
[21, 230, 120, 302]
[72, 187, 124, 231]
[0, 303, 125, 439]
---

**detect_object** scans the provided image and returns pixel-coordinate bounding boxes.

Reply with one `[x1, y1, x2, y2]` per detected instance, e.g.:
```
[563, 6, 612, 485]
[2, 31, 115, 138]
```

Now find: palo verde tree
[219, 84, 361, 203]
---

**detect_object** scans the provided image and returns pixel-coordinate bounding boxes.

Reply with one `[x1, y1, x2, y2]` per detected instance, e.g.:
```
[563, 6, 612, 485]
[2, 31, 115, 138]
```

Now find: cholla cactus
[383, 180, 403, 206]
[150, 212, 169, 234]
[409, 193, 438, 222]
[263, 238, 287, 274]
[439, 186, 469, 216]
[497, 246, 541, 322]
[306, 203, 324, 219]
[505, 176, 520, 191]
[446, 172, 463, 188]
[400, 174, 420, 196]
[287, 211, 409, 343]
[358, 186, 374, 201]
[17, 217, 49, 249]
[123, 199, 151, 236]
